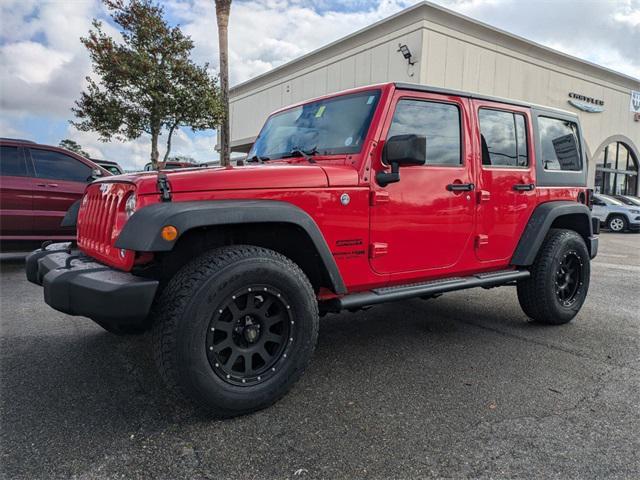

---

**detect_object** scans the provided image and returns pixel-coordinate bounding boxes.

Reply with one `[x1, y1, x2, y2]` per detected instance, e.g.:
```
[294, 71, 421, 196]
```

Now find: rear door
[369, 91, 475, 277]
[0, 145, 34, 237]
[472, 101, 537, 263]
[28, 148, 93, 237]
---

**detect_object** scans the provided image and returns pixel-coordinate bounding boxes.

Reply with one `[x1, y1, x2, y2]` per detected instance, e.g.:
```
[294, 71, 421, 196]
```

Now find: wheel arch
[511, 201, 596, 265]
[115, 200, 346, 294]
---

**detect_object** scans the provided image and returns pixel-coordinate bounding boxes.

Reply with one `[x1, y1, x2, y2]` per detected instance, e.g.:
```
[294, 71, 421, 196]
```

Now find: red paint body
[76, 83, 586, 295]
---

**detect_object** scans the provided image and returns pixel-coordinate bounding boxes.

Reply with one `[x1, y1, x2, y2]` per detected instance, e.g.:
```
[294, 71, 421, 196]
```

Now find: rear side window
[538, 117, 582, 171]
[479, 109, 528, 167]
[0, 146, 28, 177]
[30, 149, 92, 182]
[387, 99, 461, 165]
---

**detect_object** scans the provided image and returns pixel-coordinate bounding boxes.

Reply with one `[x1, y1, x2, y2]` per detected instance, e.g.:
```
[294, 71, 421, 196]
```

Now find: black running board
[327, 269, 530, 312]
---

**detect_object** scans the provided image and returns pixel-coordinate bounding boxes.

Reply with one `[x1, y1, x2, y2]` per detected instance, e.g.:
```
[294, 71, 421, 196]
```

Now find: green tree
[72, 0, 223, 169]
[59, 139, 90, 158]
[215, 0, 232, 166]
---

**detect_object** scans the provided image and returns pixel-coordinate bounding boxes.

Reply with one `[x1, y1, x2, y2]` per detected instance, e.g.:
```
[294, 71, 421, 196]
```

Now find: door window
[388, 100, 461, 165]
[30, 149, 92, 182]
[538, 117, 581, 171]
[0, 146, 28, 177]
[479, 109, 528, 167]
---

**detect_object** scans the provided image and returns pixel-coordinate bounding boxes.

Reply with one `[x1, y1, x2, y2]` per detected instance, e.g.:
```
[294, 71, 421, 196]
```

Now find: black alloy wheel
[151, 245, 319, 418]
[554, 250, 583, 307]
[206, 286, 294, 386]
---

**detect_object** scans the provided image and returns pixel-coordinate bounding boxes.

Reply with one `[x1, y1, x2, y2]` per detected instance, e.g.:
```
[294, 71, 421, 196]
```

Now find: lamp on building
[397, 43, 415, 65]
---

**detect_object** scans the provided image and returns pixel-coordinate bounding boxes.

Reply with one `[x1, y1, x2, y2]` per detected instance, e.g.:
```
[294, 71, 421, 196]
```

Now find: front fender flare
[115, 200, 346, 294]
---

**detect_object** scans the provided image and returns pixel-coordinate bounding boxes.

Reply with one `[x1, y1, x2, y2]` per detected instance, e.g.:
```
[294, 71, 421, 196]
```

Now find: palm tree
[215, 0, 232, 166]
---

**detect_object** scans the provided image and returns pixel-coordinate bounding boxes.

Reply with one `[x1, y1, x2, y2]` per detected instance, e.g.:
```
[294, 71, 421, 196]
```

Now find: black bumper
[26, 243, 159, 327]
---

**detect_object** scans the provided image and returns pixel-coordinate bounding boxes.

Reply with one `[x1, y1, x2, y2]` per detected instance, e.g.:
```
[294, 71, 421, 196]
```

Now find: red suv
[0, 139, 109, 242]
[27, 83, 598, 417]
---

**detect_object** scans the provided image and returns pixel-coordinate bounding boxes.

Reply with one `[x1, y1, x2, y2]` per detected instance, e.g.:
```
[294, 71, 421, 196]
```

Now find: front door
[472, 101, 537, 263]
[29, 148, 92, 237]
[369, 92, 475, 277]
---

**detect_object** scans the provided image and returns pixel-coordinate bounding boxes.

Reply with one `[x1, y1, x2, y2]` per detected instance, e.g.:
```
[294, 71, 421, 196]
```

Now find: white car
[592, 194, 640, 232]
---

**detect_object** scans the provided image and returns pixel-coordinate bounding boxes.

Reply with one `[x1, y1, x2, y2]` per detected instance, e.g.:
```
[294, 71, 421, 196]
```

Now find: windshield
[248, 90, 381, 159]
[599, 194, 624, 205]
[616, 196, 640, 206]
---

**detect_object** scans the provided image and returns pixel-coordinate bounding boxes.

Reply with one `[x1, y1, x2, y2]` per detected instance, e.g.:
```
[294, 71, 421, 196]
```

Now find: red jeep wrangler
[27, 83, 598, 417]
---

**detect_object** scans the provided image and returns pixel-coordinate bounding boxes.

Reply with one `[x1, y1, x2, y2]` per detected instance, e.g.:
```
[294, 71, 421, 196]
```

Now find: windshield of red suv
[248, 89, 381, 160]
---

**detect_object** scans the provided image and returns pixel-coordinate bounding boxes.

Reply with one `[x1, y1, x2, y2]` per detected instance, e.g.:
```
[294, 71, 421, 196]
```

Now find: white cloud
[1, 0, 638, 170]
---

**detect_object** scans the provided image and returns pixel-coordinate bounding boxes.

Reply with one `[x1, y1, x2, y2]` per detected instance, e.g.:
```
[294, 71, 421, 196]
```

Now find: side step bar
[329, 269, 530, 312]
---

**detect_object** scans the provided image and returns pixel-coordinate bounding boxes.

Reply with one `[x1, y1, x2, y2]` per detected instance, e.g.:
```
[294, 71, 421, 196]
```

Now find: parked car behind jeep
[592, 193, 640, 232]
[0, 138, 110, 243]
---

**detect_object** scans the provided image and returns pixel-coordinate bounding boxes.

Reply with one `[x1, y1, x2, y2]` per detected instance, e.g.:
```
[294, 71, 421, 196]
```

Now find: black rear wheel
[151, 246, 318, 417]
[517, 229, 590, 325]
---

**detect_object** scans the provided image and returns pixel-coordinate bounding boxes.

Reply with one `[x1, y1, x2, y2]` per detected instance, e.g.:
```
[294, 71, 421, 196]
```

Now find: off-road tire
[151, 245, 319, 417]
[607, 215, 627, 232]
[517, 229, 590, 325]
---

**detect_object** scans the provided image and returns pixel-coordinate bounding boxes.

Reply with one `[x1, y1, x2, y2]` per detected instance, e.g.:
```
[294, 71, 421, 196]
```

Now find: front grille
[77, 183, 135, 269]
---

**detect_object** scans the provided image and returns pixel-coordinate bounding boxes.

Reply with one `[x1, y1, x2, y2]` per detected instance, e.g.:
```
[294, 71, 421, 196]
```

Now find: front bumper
[26, 243, 159, 327]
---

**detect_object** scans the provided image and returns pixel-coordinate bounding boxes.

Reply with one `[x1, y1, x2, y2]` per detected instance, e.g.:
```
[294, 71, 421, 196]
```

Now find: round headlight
[125, 193, 137, 218]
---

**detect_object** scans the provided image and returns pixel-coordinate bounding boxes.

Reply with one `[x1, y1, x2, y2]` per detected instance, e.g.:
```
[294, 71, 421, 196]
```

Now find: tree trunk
[151, 128, 160, 170]
[163, 124, 178, 163]
[215, 0, 231, 166]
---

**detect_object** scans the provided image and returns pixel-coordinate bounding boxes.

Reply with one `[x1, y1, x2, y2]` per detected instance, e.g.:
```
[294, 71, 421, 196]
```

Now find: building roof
[230, 1, 639, 97]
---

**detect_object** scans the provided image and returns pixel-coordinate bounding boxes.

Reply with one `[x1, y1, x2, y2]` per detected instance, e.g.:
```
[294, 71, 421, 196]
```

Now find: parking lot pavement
[1, 232, 639, 480]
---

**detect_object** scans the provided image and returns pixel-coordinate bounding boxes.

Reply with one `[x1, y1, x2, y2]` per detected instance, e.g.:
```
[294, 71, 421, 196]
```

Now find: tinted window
[538, 117, 581, 171]
[0, 146, 27, 177]
[479, 109, 528, 167]
[387, 100, 461, 165]
[30, 149, 92, 182]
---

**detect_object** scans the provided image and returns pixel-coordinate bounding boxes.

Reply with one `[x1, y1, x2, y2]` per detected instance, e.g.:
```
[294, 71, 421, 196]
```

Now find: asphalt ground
[1, 232, 639, 479]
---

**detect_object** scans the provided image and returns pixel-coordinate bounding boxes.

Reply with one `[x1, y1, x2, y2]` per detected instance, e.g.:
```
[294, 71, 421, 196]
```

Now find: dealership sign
[568, 92, 605, 113]
[630, 90, 640, 113]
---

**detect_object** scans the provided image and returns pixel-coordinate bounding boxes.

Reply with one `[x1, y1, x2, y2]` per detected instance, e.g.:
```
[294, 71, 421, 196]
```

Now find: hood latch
[157, 173, 172, 202]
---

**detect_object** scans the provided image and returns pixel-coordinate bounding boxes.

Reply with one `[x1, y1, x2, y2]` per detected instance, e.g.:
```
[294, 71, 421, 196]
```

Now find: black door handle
[447, 183, 475, 192]
[513, 183, 535, 191]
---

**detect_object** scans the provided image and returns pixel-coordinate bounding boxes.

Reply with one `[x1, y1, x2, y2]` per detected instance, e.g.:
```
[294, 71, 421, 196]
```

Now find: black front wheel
[517, 229, 590, 325]
[151, 246, 319, 417]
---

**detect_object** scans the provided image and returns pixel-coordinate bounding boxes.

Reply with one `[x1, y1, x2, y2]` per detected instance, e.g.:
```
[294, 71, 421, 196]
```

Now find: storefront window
[594, 141, 638, 196]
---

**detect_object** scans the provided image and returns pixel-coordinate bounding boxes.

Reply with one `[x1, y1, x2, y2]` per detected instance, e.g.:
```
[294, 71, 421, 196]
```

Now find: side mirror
[377, 134, 426, 187]
[89, 168, 103, 181]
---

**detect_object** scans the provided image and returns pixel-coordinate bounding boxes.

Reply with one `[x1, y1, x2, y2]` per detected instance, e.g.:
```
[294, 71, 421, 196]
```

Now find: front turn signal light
[161, 225, 178, 241]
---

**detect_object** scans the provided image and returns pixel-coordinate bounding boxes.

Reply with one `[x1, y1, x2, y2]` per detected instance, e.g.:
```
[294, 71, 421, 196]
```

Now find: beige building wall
[228, 2, 639, 189]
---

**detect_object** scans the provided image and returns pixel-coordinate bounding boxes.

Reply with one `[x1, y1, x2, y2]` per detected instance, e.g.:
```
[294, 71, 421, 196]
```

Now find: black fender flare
[61, 199, 81, 227]
[115, 199, 346, 294]
[511, 201, 596, 265]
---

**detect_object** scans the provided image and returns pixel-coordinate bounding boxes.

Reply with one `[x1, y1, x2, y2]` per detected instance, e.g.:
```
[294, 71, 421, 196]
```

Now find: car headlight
[125, 193, 137, 218]
[629, 209, 640, 215]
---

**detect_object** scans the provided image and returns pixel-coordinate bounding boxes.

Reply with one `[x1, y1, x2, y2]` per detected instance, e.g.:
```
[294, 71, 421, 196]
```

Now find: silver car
[592, 194, 640, 232]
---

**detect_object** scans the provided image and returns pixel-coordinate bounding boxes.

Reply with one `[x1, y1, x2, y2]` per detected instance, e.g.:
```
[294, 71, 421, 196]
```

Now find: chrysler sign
[568, 92, 605, 113]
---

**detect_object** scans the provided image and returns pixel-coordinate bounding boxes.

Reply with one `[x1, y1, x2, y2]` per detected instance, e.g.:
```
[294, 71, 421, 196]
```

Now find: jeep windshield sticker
[315, 105, 326, 118]
[366, 95, 375, 105]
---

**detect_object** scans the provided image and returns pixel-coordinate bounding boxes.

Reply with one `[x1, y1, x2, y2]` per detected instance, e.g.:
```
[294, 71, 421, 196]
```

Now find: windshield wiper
[283, 147, 318, 164]
[246, 154, 270, 163]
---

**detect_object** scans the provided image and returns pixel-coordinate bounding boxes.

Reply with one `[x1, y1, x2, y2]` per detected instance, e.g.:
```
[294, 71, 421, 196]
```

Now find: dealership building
[228, 1, 640, 195]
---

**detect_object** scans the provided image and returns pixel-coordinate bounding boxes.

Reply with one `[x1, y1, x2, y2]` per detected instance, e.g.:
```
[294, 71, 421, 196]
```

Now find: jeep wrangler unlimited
[27, 83, 598, 417]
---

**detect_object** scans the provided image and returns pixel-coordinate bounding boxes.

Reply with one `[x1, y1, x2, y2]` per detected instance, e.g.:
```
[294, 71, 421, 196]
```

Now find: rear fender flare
[511, 201, 595, 265]
[114, 200, 346, 294]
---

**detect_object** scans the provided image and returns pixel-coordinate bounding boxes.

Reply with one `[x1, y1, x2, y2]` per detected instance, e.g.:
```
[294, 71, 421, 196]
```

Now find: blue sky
[1, 0, 638, 170]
